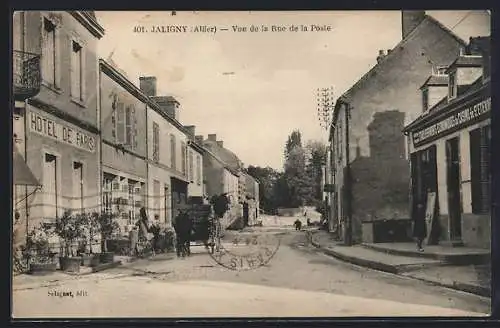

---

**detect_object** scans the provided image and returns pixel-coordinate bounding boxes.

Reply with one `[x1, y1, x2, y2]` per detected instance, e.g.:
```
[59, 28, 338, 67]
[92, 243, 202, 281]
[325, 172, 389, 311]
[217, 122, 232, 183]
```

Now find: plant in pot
[26, 224, 57, 274]
[53, 210, 86, 273]
[77, 212, 101, 267]
[97, 212, 119, 264]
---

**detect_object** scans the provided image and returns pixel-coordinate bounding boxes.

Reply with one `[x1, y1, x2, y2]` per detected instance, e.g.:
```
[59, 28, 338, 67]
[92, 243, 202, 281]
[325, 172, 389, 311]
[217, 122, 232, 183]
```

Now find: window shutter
[125, 106, 132, 146]
[116, 102, 125, 144]
[80, 46, 86, 101]
[111, 94, 116, 140]
[132, 107, 138, 149]
[54, 26, 61, 88]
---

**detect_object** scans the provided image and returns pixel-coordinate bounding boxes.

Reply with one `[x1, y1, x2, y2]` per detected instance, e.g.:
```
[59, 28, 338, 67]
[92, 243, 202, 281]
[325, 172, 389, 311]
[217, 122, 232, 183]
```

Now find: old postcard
[12, 10, 492, 318]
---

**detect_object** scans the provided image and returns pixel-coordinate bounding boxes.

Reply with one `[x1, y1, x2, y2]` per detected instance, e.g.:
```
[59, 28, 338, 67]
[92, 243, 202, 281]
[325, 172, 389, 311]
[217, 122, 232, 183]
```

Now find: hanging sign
[29, 110, 96, 153]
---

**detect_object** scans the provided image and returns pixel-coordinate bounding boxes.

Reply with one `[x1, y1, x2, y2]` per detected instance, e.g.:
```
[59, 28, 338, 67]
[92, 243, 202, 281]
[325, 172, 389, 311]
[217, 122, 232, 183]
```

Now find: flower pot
[99, 252, 114, 264]
[59, 256, 82, 273]
[29, 262, 57, 275]
[90, 254, 101, 267]
[81, 254, 93, 267]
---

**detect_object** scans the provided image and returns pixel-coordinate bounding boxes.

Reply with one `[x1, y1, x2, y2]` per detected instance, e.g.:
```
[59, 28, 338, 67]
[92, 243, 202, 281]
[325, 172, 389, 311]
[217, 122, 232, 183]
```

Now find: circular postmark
[208, 232, 281, 271]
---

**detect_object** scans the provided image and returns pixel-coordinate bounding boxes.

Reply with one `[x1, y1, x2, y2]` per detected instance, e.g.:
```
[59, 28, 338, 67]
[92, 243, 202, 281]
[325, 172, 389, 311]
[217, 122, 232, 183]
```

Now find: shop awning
[13, 147, 40, 186]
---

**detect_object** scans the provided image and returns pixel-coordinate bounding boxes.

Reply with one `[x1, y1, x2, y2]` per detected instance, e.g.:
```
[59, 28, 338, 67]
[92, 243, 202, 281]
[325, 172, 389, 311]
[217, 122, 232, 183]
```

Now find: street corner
[209, 232, 281, 271]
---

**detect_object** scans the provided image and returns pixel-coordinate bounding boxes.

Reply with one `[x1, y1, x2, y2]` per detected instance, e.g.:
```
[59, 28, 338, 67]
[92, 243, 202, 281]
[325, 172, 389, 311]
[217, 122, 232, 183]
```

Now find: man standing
[173, 207, 192, 257]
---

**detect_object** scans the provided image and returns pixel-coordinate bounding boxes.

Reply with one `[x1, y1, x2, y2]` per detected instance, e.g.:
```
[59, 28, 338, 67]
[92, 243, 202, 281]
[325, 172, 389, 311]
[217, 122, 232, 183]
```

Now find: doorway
[446, 137, 462, 241]
[43, 153, 58, 218]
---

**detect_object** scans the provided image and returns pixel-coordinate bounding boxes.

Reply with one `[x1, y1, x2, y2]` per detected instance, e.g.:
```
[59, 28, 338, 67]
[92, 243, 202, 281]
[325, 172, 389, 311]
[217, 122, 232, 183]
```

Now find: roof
[330, 14, 466, 138]
[203, 140, 242, 172]
[202, 145, 239, 176]
[420, 75, 448, 89]
[446, 55, 483, 72]
[403, 76, 487, 133]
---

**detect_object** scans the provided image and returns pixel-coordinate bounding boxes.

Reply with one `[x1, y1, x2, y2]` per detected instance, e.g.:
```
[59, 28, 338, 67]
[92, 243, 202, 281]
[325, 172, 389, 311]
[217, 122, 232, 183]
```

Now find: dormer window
[422, 88, 429, 112]
[448, 70, 457, 100]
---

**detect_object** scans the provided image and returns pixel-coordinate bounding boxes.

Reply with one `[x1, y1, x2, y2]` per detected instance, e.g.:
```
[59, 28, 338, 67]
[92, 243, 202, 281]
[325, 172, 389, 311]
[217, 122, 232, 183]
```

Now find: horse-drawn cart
[185, 204, 222, 254]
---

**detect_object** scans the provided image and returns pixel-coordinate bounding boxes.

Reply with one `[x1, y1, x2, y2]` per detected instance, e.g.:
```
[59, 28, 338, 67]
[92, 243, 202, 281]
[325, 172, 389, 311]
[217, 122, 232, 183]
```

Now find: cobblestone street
[13, 217, 490, 318]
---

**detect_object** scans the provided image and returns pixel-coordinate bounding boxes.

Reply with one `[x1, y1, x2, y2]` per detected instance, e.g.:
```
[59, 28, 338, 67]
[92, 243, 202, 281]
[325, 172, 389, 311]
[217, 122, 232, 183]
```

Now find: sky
[94, 10, 490, 171]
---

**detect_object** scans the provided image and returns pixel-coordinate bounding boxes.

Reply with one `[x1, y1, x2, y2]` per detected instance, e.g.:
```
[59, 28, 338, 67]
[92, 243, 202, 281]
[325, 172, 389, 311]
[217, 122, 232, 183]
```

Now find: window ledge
[71, 97, 87, 108]
[42, 81, 62, 94]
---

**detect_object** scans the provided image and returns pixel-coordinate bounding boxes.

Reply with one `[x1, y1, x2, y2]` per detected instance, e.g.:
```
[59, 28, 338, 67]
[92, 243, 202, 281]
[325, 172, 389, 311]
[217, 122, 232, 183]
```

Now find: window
[103, 174, 114, 213]
[114, 101, 137, 149]
[41, 17, 58, 87]
[181, 142, 187, 175]
[152, 122, 160, 162]
[196, 155, 201, 185]
[43, 153, 58, 218]
[188, 150, 194, 182]
[70, 40, 84, 101]
[72, 162, 83, 213]
[422, 88, 429, 111]
[448, 71, 457, 99]
[170, 134, 176, 169]
[470, 125, 491, 214]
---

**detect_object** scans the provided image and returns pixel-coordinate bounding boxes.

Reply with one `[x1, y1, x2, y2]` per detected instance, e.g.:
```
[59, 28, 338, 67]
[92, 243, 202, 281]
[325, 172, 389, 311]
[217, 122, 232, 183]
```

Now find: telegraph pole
[316, 86, 334, 131]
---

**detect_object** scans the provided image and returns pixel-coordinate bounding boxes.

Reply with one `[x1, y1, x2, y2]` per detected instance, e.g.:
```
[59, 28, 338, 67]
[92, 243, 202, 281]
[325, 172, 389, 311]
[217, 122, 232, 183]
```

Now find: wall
[428, 86, 448, 109]
[25, 11, 100, 128]
[203, 153, 224, 197]
[457, 66, 483, 86]
[188, 149, 204, 198]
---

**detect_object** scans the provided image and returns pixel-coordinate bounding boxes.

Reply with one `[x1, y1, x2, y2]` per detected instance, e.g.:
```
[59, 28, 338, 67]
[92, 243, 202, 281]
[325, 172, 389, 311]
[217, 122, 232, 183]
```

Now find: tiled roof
[420, 74, 448, 89]
[454, 55, 483, 67]
[203, 140, 242, 173]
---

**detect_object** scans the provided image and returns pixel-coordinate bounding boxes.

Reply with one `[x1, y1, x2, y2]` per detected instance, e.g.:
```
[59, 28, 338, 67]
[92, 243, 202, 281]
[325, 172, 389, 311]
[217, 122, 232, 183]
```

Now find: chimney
[217, 140, 224, 148]
[207, 134, 217, 142]
[195, 135, 204, 144]
[402, 11, 426, 39]
[184, 125, 196, 138]
[139, 76, 157, 97]
[376, 50, 386, 63]
[151, 96, 180, 121]
[387, 49, 392, 55]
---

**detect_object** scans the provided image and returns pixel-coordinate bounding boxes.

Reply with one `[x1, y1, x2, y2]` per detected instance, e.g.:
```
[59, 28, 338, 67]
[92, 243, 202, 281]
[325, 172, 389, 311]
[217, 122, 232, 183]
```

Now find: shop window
[70, 40, 84, 101]
[72, 162, 84, 213]
[43, 153, 58, 219]
[470, 125, 491, 214]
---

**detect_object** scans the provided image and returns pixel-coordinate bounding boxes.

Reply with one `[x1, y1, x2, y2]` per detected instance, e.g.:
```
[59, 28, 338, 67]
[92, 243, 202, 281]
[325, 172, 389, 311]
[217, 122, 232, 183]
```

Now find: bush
[53, 211, 87, 258]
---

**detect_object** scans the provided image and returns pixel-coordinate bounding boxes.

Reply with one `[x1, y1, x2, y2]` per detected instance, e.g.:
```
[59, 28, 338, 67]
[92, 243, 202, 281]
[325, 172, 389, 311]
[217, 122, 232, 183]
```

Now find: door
[446, 137, 462, 241]
[243, 202, 249, 226]
[164, 186, 169, 226]
[43, 153, 57, 219]
[73, 162, 83, 213]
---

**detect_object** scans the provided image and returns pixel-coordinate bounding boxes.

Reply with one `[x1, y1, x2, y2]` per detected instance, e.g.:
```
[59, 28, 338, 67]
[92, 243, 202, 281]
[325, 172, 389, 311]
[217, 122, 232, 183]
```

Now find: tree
[305, 140, 328, 200]
[284, 130, 302, 161]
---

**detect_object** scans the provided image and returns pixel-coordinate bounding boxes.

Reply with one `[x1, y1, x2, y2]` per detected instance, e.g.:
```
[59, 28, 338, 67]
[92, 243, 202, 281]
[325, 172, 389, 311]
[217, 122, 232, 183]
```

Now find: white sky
[94, 10, 490, 171]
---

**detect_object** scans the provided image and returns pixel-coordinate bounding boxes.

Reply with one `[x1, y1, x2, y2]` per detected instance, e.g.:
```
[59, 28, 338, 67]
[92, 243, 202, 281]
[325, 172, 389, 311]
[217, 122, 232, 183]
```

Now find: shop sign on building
[29, 111, 96, 153]
[412, 96, 491, 147]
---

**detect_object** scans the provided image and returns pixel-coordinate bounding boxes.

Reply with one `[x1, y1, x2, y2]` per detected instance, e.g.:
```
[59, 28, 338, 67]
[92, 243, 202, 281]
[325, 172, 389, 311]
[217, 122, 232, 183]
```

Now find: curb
[308, 232, 490, 298]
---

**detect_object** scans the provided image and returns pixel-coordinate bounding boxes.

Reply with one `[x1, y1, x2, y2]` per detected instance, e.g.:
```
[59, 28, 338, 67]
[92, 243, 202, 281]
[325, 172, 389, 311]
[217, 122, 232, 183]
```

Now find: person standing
[413, 202, 427, 252]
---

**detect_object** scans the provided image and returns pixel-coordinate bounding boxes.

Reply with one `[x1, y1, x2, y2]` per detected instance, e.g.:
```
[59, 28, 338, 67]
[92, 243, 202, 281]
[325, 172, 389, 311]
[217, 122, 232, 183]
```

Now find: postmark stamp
[208, 232, 281, 271]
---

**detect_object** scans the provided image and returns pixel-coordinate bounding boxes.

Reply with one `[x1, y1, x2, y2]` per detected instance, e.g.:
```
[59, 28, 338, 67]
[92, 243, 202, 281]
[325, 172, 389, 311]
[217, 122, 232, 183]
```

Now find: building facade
[327, 11, 484, 244]
[244, 172, 260, 226]
[403, 37, 491, 249]
[184, 126, 205, 202]
[139, 77, 191, 221]
[14, 12, 104, 248]
[99, 60, 148, 236]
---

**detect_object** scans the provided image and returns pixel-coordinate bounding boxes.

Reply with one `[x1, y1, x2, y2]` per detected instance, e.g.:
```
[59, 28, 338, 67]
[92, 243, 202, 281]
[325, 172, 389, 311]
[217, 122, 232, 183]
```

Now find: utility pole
[316, 86, 334, 131]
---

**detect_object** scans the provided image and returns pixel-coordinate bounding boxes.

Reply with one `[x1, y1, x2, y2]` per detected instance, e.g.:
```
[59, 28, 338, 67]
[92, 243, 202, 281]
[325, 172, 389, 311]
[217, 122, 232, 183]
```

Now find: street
[12, 215, 490, 318]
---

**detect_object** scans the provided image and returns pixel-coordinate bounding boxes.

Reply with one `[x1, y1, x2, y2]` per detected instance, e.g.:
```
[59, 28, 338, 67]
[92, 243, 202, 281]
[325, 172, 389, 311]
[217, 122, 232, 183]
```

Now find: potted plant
[77, 212, 101, 267]
[97, 212, 119, 264]
[26, 224, 57, 274]
[53, 210, 86, 273]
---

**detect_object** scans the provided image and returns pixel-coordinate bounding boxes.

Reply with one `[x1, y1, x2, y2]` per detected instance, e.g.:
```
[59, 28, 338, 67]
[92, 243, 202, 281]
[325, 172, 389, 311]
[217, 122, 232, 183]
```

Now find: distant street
[13, 214, 490, 318]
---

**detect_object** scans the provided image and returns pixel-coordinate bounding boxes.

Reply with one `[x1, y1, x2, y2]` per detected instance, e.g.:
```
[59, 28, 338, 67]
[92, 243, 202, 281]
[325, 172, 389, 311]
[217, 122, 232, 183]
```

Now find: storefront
[25, 103, 100, 229]
[404, 81, 491, 249]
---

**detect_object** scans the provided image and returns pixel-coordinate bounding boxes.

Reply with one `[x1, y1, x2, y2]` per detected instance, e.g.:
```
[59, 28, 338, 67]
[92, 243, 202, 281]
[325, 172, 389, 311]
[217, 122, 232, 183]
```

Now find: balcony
[13, 50, 41, 101]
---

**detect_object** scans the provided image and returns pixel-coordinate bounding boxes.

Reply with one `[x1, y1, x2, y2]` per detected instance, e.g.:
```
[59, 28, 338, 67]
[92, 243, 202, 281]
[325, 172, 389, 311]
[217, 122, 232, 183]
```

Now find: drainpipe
[344, 102, 353, 246]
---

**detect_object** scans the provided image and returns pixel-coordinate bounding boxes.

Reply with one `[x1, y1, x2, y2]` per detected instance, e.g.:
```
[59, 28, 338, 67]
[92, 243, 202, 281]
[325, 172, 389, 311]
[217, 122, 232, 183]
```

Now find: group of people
[136, 207, 193, 258]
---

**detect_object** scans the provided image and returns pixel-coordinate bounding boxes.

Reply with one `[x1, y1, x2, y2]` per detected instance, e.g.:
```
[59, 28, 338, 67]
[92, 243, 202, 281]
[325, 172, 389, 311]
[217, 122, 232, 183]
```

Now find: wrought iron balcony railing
[13, 50, 41, 101]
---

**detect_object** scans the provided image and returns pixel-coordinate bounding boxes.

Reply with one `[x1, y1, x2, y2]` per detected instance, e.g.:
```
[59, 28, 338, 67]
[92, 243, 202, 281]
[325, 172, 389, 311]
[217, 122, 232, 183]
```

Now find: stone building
[139, 76, 192, 225]
[184, 125, 205, 203]
[403, 37, 491, 249]
[326, 11, 488, 244]
[13, 11, 105, 249]
[244, 172, 260, 226]
[99, 60, 148, 235]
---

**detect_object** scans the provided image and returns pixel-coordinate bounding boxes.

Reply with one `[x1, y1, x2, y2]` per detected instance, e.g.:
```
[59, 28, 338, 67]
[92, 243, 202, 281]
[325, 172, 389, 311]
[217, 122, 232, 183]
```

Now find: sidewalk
[308, 230, 491, 298]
